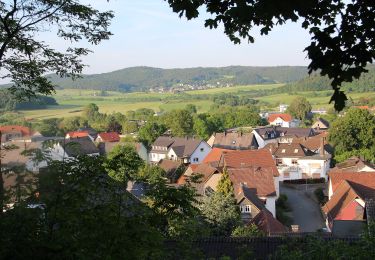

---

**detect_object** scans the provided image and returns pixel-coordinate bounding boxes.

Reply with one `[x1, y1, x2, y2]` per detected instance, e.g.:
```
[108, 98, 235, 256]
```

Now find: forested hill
[281, 65, 375, 93]
[45, 66, 308, 92]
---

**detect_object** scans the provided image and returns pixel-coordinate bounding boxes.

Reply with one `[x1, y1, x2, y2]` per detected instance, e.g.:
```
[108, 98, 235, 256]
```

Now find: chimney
[320, 137, 325, 155]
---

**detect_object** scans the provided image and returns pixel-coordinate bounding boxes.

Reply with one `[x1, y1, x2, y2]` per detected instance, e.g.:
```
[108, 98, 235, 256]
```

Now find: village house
[331, 156, 375, 172]
[252, 126, 315, 148]
[267, 113, 300, 128]
[312, 118, 330, 131]
[95, 132, 120, 143]
[149, 136, 211, 164]
[0, 125, 41, 143]
[50, 137, 100, 161]
[323, 171, 375, 234]
[266, 139, 331, 181]
[220, 149, 280, 217]
[207, 132, 258, 150]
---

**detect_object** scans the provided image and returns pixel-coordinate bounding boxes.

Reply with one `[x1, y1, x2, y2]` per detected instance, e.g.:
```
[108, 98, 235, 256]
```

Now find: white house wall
[190, 141, 212, 164]
[265, 196, 276, 217]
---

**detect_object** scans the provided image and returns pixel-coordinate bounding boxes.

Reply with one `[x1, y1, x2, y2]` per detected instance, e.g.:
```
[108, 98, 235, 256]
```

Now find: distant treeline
[0, 90, 58, 111]
[42, 66, 308, 92]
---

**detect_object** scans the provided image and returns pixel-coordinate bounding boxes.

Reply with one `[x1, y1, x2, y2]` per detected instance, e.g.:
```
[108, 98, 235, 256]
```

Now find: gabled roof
[268, 113, 292, 123]
[0, 125, 32, 136]
[228, 167, 277, 197]
[203, 148, 232, 164]
[292, 133, 333, 154]
[323, 180, 364, 222]
[236, 185, 266, 211]
[97, 132, 120, 142]
[222, 149, 279, 177]
[265, 142, 314, 158]
[313, 118, 330, 128]
[253, 126, 315, 140]
[158, 159, 182, 175]
[329, 171, 375, 194]
[250, 209, 287, 234]
[332, 156, 375, 172]
[66, 131, 89, 138]
[212, 132, 258, 150]
[59, 137, 99, 157]
[151, 136, 203, 158]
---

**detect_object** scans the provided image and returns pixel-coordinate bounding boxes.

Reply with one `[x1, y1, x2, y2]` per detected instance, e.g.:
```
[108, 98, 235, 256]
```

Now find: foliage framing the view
[0, 0, 113, 98]
[165, 0, 375, 111]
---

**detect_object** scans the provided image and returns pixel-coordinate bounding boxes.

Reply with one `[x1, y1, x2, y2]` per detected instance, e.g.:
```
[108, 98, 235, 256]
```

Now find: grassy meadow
[17, 84, 375, 120]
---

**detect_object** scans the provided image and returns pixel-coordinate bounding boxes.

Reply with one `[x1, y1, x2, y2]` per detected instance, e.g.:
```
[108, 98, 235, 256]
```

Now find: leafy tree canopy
[0, 0, 113, 99]
[165, 0, 375, 110]
[287, 96, 312, 121]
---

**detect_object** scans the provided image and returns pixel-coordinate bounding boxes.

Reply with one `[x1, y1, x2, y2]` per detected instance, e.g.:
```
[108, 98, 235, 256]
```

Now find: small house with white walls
[149, 136, 211, 164]
[268, 113, 300, 128]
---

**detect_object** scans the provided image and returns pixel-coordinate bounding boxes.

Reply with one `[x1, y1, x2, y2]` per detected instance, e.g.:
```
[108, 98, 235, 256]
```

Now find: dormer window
[294, 149, 299, 153]
[281, 149, 286, 153]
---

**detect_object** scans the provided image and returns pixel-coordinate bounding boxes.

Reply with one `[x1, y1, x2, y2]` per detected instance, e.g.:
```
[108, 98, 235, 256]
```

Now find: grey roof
[254, 126, 315, 140]
[213, 132, 258, 150]
[60, 137, 99, 157]
[151, 136, 202, 158]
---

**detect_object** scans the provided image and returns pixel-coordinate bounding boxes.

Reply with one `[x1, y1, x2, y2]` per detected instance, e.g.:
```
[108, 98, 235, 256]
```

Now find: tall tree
[165, 0, 375, 110]
[216, 167, 234, 196]
[104, 145, 144, 183]
[329, 107, 375, 162]
[163, 109, 194, 137]
[287, 97, 312, 120]
[138, 121, 167, 148]
[0, 0, 113, 98]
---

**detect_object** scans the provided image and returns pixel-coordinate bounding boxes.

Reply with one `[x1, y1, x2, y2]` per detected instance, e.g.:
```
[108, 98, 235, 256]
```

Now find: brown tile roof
[268, 113, 292, 123]
[0, 125, 32, 136]
[265, 142, 311, 158]
[329, 171, 375, 194]
[228, 167, 277, 197]
[250, 209, 287, 234]
[212, 132, 258, 150]
[332, 157, 375, 172]
[222, 149, 279, 177]
[158, 159, 182, 175]
[323, 180, 365, 222]
[292, 134, 333, 154]
[97, 132, 120, 142]
[177, 162, 219, 186]
[203, 148, 233, 164]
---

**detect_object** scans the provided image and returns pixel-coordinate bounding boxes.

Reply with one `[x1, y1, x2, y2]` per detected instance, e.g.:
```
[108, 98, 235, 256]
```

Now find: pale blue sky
[55, 0, 312, 74]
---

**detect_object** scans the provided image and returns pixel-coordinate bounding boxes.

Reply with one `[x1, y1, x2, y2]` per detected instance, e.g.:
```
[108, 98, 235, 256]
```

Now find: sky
[48, 0, 312, 74]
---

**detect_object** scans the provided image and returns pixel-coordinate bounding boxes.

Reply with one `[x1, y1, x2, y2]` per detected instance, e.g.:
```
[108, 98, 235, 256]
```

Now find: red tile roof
[268, 113, 292, 123]
[97, 132, 120, 142]
[0, 125, 32, 136]
[329, 171, 375, 194]
[323, 180, 366, 223]
[222, 149, 279, 177]
[228, 167, 277, 197]
[66, 131, 89, 138]
[250, 209, 287, 234]
[203, 148, 233, 163]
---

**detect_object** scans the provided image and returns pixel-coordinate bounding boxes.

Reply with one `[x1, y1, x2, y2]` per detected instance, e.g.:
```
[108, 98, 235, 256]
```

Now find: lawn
[18, 85, 375, 120]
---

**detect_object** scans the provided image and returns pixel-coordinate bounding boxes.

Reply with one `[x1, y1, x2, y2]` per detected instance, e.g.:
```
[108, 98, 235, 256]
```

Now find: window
[193, 158, 199, 162]
[281, 149, 286, 153]
[200, 148, 204, 152]
[292, 159, 298, 164]
[241, 205, 251, 213]
[170, 154, 174, 158]
[276, 159, 283, 165]
[294, 149, 299, 153]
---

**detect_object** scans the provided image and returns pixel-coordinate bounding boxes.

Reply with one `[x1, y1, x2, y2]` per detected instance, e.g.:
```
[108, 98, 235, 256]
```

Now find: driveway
[279, 183, 326, 232]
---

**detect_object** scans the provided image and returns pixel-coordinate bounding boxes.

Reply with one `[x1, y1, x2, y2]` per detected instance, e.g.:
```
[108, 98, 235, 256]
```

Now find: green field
[18, 84, 375, 120]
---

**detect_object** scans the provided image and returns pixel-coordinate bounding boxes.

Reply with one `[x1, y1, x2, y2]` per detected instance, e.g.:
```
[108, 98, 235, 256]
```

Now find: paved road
[280, 183, 326, 232]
